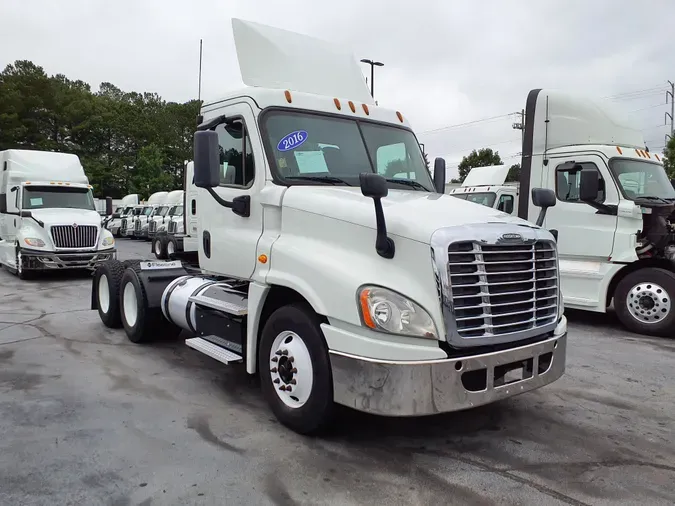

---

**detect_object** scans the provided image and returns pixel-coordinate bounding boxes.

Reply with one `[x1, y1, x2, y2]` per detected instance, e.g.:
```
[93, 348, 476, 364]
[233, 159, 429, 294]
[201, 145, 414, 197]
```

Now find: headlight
[101, 236, 115, 247]
[358, 286, 437, 339]
[24, 238, 45, 247]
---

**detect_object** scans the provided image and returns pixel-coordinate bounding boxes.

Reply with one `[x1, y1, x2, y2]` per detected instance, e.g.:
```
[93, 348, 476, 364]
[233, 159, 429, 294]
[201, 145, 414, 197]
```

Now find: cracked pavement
[0, 240, 674, 505]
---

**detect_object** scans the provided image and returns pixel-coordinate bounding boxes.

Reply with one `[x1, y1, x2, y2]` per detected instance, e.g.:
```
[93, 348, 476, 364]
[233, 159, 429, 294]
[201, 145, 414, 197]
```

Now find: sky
[1, 0, 674, 179]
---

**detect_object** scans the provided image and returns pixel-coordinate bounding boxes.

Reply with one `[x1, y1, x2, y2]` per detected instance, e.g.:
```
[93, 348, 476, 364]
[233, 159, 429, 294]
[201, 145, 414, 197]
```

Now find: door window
[497, 194, 514, 214]
[215, 119, 255, 188]
[555, 162, 605, 203]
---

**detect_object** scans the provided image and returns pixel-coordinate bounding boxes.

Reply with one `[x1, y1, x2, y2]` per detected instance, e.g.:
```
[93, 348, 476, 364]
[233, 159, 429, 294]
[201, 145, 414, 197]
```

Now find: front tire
[615, 267, 675, 337]
[258, 303, 334, 435]
[93, 260, 126, 328]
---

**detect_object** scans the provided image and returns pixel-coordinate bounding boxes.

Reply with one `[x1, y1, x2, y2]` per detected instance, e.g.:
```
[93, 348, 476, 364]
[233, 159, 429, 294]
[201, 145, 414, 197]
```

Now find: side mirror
[360, 173, 394, 259]
[433, 157, 446, 194]
[20, 210, 32, 218]
[532, 187, 556, 209]
[579, 169, 600, 202]
[360, 172, 388, 199]
[105, 196, 113, 216]
[193, 130, 221, 188]
[531, 187, 556, 227]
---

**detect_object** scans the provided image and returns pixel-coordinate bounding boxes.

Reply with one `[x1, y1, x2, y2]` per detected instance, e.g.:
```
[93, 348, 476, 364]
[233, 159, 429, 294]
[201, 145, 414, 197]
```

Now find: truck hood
[28, 208, 102, 227]
[282, 187, 535, 244]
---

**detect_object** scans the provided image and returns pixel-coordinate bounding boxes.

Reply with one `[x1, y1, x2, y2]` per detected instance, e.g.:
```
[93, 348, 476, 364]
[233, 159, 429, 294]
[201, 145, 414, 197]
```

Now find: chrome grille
[134, 219, 141, 231]
[120, 218, 128, 232]
[50, 225, 98, 249]
[168, 221, 176, 234]
[149, 221, 157, 233]
[448, 240, 558, 339]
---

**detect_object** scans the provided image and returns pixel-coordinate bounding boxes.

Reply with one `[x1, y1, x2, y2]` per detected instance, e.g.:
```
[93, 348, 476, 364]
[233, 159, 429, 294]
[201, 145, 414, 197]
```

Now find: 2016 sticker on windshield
[277, 130, 308, 152]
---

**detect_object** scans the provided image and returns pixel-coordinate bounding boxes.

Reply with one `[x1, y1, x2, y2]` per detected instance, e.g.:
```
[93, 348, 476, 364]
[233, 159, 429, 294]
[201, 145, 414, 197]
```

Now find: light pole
[360, 59, 384, 98]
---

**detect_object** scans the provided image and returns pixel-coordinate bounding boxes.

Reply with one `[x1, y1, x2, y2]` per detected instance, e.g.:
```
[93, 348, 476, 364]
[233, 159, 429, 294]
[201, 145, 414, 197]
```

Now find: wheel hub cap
[269, 330, 313, 408]
[626, 282, 671, 324]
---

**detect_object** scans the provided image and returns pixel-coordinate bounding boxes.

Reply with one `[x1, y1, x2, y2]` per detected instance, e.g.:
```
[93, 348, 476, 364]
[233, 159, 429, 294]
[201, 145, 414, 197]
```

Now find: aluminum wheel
[626, 281, 671, 324]
[167, 240, 175, 256]
[98, 274, 110, 314]
[269, 331, 313, 408]
[154, 239, 162, 256]
[122, 282, 138, 327]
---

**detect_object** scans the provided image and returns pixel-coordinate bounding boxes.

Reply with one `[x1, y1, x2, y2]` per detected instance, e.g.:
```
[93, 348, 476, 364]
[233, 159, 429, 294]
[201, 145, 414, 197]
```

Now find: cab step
[188, 291, 247, 316]
[186, 337, 243, 364]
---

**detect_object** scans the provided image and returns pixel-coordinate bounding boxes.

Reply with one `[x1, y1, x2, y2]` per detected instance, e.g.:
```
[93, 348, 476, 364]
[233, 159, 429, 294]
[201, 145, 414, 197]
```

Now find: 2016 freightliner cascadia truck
[0, 149, 117, 278]
[90, 19, 568, 434]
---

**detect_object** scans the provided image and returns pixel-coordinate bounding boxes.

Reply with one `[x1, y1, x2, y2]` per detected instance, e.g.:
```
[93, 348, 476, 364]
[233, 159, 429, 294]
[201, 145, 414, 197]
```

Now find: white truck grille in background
[51, 225, 98, 249]
[135, 220, 141, 232]
[448, 240, 558, 338]
[168, 221, 176, 233]
[149, 221, 157, 233]
[120, 218, 128, 232]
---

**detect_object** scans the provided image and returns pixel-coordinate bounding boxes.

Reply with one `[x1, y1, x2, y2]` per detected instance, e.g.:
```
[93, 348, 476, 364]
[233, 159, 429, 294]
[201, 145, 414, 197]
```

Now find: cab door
[543, 153, 619, 307]
[197, 101, 264, 279]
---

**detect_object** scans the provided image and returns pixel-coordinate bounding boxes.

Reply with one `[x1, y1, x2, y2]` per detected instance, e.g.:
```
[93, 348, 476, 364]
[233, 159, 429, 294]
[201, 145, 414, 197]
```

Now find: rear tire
[152, 237, 166, 260]
[615, 267, 675, 337]
[258, 303, 334, 435]
[93, 260, 126, 328]
[166, 237, 177, 259]
[119, 266, 180, 343]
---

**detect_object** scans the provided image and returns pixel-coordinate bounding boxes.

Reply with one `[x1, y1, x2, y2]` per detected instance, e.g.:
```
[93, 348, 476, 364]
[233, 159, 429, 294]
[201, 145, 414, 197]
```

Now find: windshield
[142, 206, 152, 216]
[450, 191, 497, 207]
[609, 159, 675, 200]
[122, 206, 133, 215]
[155, 206, 169, 217]
[173, 206, 184, 217]
[22, 186, 95, 211]
[262, 111, 434, 191]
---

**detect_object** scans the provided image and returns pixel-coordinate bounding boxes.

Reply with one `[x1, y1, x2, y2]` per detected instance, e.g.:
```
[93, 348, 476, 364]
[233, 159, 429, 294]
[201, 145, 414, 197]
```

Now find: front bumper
[329, 318, 567, 416]
[19, 248, 117, 270]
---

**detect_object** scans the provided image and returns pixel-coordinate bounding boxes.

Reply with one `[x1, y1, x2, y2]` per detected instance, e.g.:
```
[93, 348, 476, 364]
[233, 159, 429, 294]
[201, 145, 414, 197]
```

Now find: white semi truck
[106, 194, 141, 236]
[148, 190, 183, 241]
[131, 191, 170, 240]
[89, 19, 567, 434]
[449, 90, 675, 337]
[0, 149, 117, 278]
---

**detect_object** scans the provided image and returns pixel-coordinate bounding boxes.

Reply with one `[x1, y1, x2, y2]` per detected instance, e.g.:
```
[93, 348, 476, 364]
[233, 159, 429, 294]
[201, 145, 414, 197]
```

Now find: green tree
[457, 148, 502, 183]
[664, 136, 675, 178]
[0, 59, 201, 198]
[506, 163, 521, 183]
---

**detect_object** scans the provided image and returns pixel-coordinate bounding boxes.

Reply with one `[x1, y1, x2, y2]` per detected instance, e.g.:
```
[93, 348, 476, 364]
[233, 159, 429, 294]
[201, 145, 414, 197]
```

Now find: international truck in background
[0, 149, 117, 278]
[89, 19, 567, 434]
[449, 89, 675, 337]
[106, 194, 140, 236]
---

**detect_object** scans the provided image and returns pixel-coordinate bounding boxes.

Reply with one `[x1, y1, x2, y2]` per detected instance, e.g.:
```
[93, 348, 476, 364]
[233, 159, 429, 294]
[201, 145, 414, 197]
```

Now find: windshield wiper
[384, 178, 430, 191]
[286, 176, 352, 186]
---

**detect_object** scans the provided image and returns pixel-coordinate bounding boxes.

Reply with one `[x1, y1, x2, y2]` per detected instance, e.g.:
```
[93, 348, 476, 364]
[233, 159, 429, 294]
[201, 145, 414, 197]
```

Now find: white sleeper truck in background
[449, 90, 675, 337]
[0, 149, 116, 278]
[89, 18, 568, 434]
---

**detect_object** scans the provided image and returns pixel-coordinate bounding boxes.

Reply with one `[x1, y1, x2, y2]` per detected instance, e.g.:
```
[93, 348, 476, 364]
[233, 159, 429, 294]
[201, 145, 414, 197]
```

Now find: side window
[497, 194, 514, 214]
[555, 162, 605, 203]
[215, 119, 255, 188]
[376, 142, 414, 180]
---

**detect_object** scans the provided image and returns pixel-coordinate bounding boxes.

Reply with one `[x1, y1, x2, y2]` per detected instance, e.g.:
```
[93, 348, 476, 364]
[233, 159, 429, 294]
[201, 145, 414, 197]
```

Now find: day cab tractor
[89, 18, 568, 434]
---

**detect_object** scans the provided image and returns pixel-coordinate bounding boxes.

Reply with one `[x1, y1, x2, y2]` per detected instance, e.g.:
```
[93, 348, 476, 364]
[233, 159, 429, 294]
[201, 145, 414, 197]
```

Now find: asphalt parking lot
[0, 239, 674, 506]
